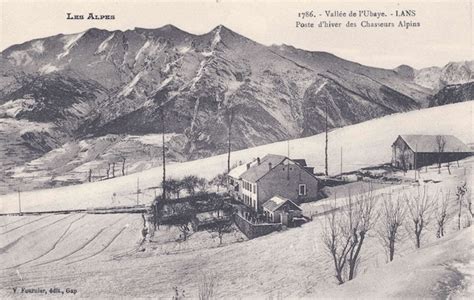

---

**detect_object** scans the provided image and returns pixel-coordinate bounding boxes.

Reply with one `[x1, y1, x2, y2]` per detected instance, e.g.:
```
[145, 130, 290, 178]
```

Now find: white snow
[178, 46, 191, 54]
[96, 33, 115, 54]
[327, 227, 474, 299]
[8, 50, 32, 66]
[134, 40, 151, 61]
[211, 26, 222, 49]
[57, 32, 85, 60]
[118, 72, 142, 97]
[125, 133, 178, 146]
[8, 41, 44, 66]
[0, 101, 472, 213]
[191, 60, 207, 89]
[0, 99, 35, 117]
[31, 40, 45, 53]
[39, 63, 60, 74]
[199, 25, 222, 58]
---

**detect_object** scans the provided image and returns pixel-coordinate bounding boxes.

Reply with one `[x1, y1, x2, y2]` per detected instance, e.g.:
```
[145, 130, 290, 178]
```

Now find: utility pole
[18, 187, 22, 215]
[340, 146, 343, 176]
[161, 107, 166, 202]
[136, 177, 140, 205]
[287, 139, 290, 180]
[325, 99, 329, 176]
[415, 144, 418, 180]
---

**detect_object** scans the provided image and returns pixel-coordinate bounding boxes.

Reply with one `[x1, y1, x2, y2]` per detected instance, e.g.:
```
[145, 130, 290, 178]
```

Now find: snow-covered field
[0, 160, 471, 298]
[0, 101, 472, 213]
[327, 226, 473, 299]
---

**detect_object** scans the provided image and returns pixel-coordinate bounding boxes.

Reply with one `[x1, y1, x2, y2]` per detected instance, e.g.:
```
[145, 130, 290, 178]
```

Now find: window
[299, 184, 307, 196]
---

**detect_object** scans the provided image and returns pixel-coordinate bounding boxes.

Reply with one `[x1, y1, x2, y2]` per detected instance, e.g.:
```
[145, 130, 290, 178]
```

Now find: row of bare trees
[322, 183, 471, 285]
[87, 157, 127, 182]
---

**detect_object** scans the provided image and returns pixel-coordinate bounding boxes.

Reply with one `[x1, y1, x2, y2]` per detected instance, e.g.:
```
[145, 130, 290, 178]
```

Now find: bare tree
[436, 135, 446, 174]
[88, 169, 92, 182]
[161, 106, 166, 201]
[456, 182, 467, 230]
[435, 191, 450, 238]
[345, 189, 379, 280]
[322, 187, 378, 284]
[466, 189, 473, 218]
[106, 162, 110, 178]
[198, 273, 217, 300]
[405, 186, 434, 248]
[399, 146, 410, 175]
[207, 218, 232, 245]
[178, 222, 191, 241]
[112, 162, 116, 178]
[322, 198, 351, 284]
[377, 192, 406, 262]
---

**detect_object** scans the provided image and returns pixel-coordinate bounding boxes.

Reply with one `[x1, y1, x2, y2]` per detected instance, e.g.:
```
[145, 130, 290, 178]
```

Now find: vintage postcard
[0, 0, 472, 298]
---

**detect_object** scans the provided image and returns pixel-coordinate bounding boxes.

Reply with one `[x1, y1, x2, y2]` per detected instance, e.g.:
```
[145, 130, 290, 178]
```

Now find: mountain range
[0, 24, 472, 192]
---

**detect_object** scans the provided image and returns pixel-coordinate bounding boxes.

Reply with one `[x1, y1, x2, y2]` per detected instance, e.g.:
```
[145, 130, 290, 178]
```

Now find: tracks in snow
[0, 214, 75, 257]
[66, 225, 127, 265]
[31, 215, 128, 267]
[7, 214, 87, 269]
[0, 215, 53, 235]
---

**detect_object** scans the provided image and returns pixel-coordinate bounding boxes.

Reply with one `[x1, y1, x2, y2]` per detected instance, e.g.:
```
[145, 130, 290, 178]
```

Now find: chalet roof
[228, 159, 258, 179]
[398, 135, 471, 153]
[240, 154, 287, 182]
[262, 195, 302, 213]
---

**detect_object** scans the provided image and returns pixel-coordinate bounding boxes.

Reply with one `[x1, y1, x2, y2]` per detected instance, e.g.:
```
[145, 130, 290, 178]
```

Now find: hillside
[327, 226, 473, 299]
[0, 25, 446, 191]
[0, 162, 471, 298]
[429, 81, 474, 107]
[0, 101, 471, 214]
[398, 61, 474, 91]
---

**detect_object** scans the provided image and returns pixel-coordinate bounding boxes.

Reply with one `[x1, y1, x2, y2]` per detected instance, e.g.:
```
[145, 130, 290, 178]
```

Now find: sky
[0, 0, 472, 69]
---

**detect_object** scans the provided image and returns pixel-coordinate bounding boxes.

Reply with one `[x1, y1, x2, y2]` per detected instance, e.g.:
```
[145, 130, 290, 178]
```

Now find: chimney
[257, 157, 261, 165]
[268, 162, 272, 170]
[246, 163, 251, 170]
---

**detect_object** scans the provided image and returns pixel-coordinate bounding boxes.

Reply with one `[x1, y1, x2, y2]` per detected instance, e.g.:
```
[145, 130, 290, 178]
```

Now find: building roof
[262, 195, 302, 213]
[228, 159, 258, 179]
[240, 154, 287, 182]
[398, 135, 471, 153]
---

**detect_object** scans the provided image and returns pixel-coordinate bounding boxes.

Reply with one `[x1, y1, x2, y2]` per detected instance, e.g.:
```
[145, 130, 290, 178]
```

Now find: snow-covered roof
[398, 135, 471, 153]
[240, 154, 287, 182]
[228, 159, 258, 179]
[262, 195, 302, 213]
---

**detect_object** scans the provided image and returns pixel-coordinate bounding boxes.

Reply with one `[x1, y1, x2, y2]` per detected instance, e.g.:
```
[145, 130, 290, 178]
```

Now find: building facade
[392, 134, 472, 170]
[229, 154, 319, 213]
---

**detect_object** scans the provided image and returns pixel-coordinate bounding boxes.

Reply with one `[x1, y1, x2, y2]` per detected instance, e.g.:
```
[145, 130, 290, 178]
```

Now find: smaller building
[262, 195, 303, 225]
[392, 134, 472, 170]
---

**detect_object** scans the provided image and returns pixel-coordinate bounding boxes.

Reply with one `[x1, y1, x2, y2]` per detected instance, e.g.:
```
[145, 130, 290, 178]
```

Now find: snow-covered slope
[327, 226, 473, 299]
[0, 101, 472, 213]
